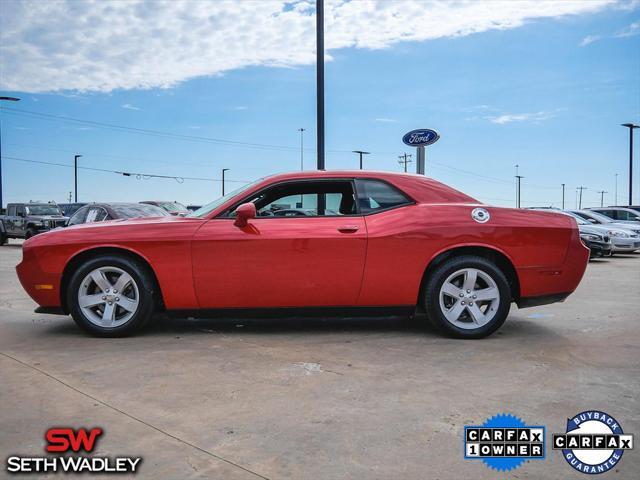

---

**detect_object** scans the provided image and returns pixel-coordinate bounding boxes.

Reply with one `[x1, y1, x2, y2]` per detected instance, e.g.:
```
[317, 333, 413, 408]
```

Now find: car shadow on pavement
[40, 312, 559, 340]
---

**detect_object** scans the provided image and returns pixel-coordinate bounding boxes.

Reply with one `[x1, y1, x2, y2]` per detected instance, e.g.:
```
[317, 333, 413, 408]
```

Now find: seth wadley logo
[5, 427, 142, 474]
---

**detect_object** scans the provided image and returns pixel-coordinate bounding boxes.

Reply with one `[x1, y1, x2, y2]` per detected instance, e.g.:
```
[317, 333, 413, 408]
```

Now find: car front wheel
[67, 255, 155, 337]
[424, 255, 511, 339]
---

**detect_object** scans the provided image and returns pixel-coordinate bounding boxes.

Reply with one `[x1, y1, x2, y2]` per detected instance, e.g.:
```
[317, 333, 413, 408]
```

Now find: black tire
[66, 254, 156, 337]
[0, 231, 7, 246]
[423, 255, 511, 339]
[25, 228, 36, 239]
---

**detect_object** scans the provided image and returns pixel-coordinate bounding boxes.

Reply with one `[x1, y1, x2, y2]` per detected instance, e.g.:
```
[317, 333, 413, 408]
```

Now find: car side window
[7, 205, 16, 216]
[228, 180, 357, 217]
[68, 207, 88, 226]
[355, 179, 412, 214]
[16, 205, 26, 217]
[617, 211, 630, 220]
[86, 207, 108, 223]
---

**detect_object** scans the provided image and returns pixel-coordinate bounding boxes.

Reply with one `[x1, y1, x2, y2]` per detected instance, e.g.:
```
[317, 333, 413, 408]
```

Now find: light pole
[598, 190, 607, 207]
[316, 0, 325, 170]
[577, 186, 587, 209]
[621, 123, 639, 205]
[221, 168, 229, 196]
[74, 155, 83, 202]
[0, 96, 21, 210]
[352, 150, 370, 170]
[398, 153, 412, 172]
[561, 183, 565, 210]
[298, 128, 305, 171]
[515, 175, 524, 208]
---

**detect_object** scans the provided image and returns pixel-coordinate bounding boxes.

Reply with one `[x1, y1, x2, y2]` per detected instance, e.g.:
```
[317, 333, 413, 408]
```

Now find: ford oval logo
[402, 129, 440, 147]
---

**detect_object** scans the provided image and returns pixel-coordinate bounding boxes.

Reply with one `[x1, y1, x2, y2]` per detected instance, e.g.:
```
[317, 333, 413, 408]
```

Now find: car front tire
[424, 255, 511, 339]
[67, 255, 156, 337]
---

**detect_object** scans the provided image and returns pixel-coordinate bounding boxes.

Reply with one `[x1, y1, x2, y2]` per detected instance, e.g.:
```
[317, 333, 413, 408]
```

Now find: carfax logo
[5, 427, 142, 474]
[553, 410, 634, 474]
[464, 413, 545, 472]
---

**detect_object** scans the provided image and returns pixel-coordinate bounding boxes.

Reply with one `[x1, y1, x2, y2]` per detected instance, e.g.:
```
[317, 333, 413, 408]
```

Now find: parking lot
[1, 239, 639, 479]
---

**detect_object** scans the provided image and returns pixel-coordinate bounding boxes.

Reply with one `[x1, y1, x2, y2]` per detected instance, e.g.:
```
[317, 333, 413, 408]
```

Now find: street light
[0, 96, 21, 210]
[352, 150, 370, 170]
[74, 155, 83, 202]
[621, 123, 639, 205]
[221, 168, 229, 196]
[298, 128, 305, 171]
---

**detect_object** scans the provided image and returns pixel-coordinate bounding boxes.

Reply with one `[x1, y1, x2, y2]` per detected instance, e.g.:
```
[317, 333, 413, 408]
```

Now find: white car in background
[563, 211, 640, 253]
[567, 209, 640, 234]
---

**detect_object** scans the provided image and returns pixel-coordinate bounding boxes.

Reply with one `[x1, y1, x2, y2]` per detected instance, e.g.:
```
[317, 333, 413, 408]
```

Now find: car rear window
[111, 204, 170, 218]
[355, 179, 412, 214]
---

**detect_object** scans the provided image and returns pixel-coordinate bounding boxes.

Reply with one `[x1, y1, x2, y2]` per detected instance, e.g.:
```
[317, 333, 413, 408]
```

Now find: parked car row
[1, 200, 189, 244]
[531, 207, 640, 258]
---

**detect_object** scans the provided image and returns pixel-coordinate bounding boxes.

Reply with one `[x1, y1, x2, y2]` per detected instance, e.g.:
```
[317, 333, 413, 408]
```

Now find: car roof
[253, 170, 479, 204]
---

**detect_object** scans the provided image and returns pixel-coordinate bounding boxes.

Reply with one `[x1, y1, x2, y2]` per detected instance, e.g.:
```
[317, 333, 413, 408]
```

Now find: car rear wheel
[67, 255, 155, 337]
[25, 228, 36, 239]
[423, 255, 511, 339]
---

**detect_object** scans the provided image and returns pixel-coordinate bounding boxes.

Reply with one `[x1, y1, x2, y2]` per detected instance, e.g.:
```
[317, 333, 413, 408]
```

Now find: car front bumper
[583, 239, 612, 257]
[611, 238, 640, 252]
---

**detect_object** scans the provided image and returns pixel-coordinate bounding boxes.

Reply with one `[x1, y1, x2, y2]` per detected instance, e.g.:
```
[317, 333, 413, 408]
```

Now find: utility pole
[577, 186, 587, 209]
[298, 128, 305, 170]
[0, 96, 21, 211]
[74, 154, 83, 202]
[352, 150, 370, 170]
[316, 0, 325, 170]
[621, 124, 639, 205]
[221, 168, 229, 196]
[68, 191, 72, 203]
[561, 183, 565, 210]
[398, 153, 412, 172]
[615, 173, 619, 205]
[598, 190, 607, 207]
[515, 175, 524, 208]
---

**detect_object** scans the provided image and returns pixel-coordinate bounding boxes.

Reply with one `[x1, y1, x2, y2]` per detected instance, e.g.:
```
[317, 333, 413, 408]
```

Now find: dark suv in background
[0, 202, 68, 244]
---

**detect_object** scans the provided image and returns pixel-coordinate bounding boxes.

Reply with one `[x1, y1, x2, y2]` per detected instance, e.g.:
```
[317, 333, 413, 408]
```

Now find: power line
[1, 155, 250, 184]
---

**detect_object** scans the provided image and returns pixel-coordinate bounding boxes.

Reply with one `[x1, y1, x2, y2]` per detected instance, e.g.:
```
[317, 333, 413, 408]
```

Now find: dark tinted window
[7, 205, 16, 216]
[355, 179, 411, 214]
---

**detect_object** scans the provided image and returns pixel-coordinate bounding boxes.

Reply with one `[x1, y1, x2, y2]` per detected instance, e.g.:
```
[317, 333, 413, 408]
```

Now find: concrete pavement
[1, 239, 639, 479]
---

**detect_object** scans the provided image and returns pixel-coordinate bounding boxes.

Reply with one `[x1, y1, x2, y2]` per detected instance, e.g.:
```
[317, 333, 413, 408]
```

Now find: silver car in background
[564, 211, 640, 253]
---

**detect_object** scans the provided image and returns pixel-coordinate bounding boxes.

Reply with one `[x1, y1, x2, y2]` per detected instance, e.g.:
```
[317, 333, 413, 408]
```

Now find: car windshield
[187, 179, 262, 218]
[25, 204, 61, 215]
[158, 202, 188, 212]
[583, 211, 615, 223]
[562, 212, 589, 225]
[110, 204, 170, 218]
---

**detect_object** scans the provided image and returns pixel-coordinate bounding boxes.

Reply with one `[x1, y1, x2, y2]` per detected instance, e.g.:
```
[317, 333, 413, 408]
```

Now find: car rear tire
[423, 255, 511, 339]
[67, 255, 156, 337]
[25, 228, 36, 239]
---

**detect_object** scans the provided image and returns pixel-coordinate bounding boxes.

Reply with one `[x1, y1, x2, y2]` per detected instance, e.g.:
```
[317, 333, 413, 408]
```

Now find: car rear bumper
[517, 228, 590, 300]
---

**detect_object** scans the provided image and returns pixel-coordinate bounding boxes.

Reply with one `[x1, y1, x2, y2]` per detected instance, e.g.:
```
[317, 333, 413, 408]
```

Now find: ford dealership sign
[402, 129, 440, 147]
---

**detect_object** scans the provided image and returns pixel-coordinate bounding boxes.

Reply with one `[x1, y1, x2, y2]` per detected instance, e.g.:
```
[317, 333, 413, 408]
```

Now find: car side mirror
[234, 203, 256, 228]
[588, 218, 596, 223]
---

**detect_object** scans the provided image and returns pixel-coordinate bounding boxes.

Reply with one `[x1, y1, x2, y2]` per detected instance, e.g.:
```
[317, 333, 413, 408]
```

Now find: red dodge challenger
[16, 171, 589, 338]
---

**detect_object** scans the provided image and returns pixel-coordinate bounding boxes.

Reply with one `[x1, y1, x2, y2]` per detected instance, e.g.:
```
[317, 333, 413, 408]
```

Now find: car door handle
[338, 225, 359, 233]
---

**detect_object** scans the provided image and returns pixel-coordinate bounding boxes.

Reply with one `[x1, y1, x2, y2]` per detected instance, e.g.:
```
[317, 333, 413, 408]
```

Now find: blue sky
[1, 0, 639, 208]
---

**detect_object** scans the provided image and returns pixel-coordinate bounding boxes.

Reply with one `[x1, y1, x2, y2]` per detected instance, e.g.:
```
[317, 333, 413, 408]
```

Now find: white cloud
[121, 103, 141, 110]
[580, 34, 602, 46]
[232, 106, 248, 111]
[486, 111, 555, 124]
[0, 0, 618, 93]
[374, 117, 397, 123]
[615, 20, 640, 37]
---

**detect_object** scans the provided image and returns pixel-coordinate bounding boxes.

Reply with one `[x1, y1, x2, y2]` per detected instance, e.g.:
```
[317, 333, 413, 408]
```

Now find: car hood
[29, 215, 68, 220]
[24, 215, 204, 247]
[578, 225, 609, 236]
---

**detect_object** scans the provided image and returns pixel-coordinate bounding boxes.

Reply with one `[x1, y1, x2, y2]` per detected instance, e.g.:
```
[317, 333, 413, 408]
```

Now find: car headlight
[609, 231, 629, 238]
[581, 234, 601, 241]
